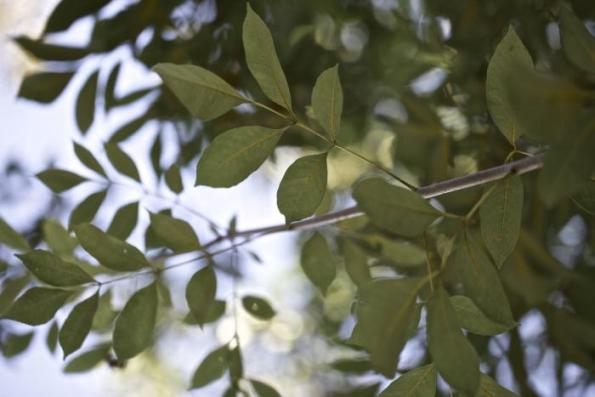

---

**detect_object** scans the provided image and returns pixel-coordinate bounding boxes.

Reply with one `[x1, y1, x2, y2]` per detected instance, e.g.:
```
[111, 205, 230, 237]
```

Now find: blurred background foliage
[1, 0, 595, 396]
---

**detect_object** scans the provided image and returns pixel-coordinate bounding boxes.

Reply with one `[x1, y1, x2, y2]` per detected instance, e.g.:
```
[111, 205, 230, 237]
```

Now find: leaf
[353, 178, 441, 237]
[229, 345, 243, 382]
[0, 275, 29, 315]
[427, 287, 480, 396]
[455, 231, 515, 327]
[0, 217, 29, 251]
[251, 379, 282, 397]
[572, 181, 595, 215]
[153, 63, 247, 120]
[3, 287, 73, 325]
[349, 278, 424, 377]
[91, 290, 117, 333]
[104, 63, 121, 111]
[2, 331, 34, 358]
[559, 5, 595, 74]
[191, 345, 230, 389]
[13, 36, 89, 61]
[277, 153, 328, 222]
[186, 265, 217, 327]
[242, 295, 276, 320]
[486, 27, 534, 145]
[46, 321, 59, 353]
[36, 169, 86, 193]
[342, 240, 371, 288]
[330, 358, 373, 374]
[107, 201, 139, 240]
[104, 142, 141, 183]
[196, 126, 284, 188]
[378, 364, 437, 397]
[311, 65, 343, 140]
[109, 114, 150, 143]
[479, 175, 523, 267]
[44, 0, 110, 34]
[73, 142, 106, 177]
[75, 70, 98, 134]
[476, 374, 520, 397]
[450, 296, 512, 336]
[74, 223, 149, 271]
[300, 233, 336, 295]
[243, 4, 292, 111]
[17, 250, 95, 286]
[149, 212, 200, 253]
[164, 164, 183, 194]
[43, 219, 77, 256]
[374, 236, 426, 267]
[59, 292, 99, 358]
[18, 72, 74, 103]
[63, 343, 110, 373]
[113, 282, 158, 360]
[69, 189, 107, 227]
[184, 300, 226, 326]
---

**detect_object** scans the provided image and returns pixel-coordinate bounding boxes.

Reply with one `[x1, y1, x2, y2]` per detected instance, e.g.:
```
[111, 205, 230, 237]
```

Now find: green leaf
[149, 212, 200, 253]
[13, 36, 89, 61]
[277, 153, 328, 222]
[113, 282, 158, 360]
[229, 345, 243, 382]
[104, 63, 120, 112]
[164, 164, 183, 194]
[330, 358, 373, 374]
[18, 72, 74, 103]
[450, 295, 512, 336]
[353, 178, 441, 237]
[2, 331, 34, 358]
[242, 295, 276, 320]
[109, 114, 150, 143]
[75, 70, 98, 134]
[342, 240, 371, 288]
[36, 169, 86, 193]
[44, 0, 110, 34]
[74, 223, 149, 271]
[479, 175, 523, 267]
[73, 142, 106, 177]
[63, 343, 110, 373]
[349, 278, 424, 377]
[0, 217, 29, 251]
[186, 266, 217, 327]
[251, 379, 282, 397]
[0, 275, 29, 315]
[184, 300, 226, 326]
[69, 189, 107, 227]
[243, 4, 292, 111]
[191, 345, 230, 389]
[486, 27, 534, 145]
[59, 292, 99, 358]
[107, 201, 139, 240]
[455, 231, 515, 326]
[46, 321, 59, 353]
[43, 219, 77, 256]
[572, 181, 595, 215]
[476, 374, 520, 397]
[91, 290, 117, 333]
[378, 364, 437, 397]
[559, 5, 595, 74]
[311, 65, 343, 140]
[300, 233, 336, 295]
[153, 63, 247, 120]
[427, 287, 480, 396]
[196, 126, 283, 188]
[3, 287, 73, 325]
[17, 250, 95, 286]
[373, 236, 426, 267]
[104, 142, 141, 182]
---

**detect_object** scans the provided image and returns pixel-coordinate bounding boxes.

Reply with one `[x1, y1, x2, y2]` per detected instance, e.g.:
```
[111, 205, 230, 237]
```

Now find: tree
[1, 0, 595, 396]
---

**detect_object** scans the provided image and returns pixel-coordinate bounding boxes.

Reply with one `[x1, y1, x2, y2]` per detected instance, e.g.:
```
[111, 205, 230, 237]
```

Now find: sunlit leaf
[107, 201, 139, 240]
[427, 287, 480, 396]
[149, 212, 200, 253]
[311, 65, 342, 140]
[242, 295, 276, 320]
[300, 233, 336, 295]
[3, 287, 74, 325]
[191, 345, 229, 389]
[75, 70, 98, 134]
[186, 265, 217, 327]
[251, 379, 282, 397]
[59, 291, 99, 358]
[0, 217, 29, 251]
[378, 364, 436, 397]
[13, 36, 89, 61]
[69, 189, 107, 227]
[243, 4, 292, 111]
[36, 169, 86, 193]
[164, 164, 183, 194]
[17, 250, 95, 286]
[559, 4, 595, 74]
[277, 153, 328, 222]
[450, 295, 512, 336]
[353, 178, 441, 237]
[196, 126, 284, 188]
[73, 142, 106, 178]
[63, 343, 110, 373]
[104, 142, 141, 183]
[18, 72, 74, 103]
[113, 282, 158, 360]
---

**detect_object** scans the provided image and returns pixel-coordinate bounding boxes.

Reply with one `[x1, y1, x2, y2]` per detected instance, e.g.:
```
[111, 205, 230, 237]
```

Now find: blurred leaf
[184, 300, 226, 326]
[113, 282, 158, 360]
[229, 345, 243, 382]
[13, 36, 89, 61]
[17, 250, 94, 286]
[91, 290, 117, 332]
[191, 345, 229, 389]
[277, 153, 328, 222]
[342, 240, 371, 288]
[104, 63, 120, 112]
[109, 114, 150, 143]
[450, 295, 512, 336]
[74, 223, 149, 271]
[242, 295, 276, 320]
[330, 358, 372, 374]
[69, 189, 107, 227]
[18, 72, 73, 103]
[251, 379, 282, 397]
[332, 383, 380, 397]
[150, 131, 162, 176]
[372, 236, 426, 267]
[572, 180, 595, 214]
[149, 212, 200, 253]
[73, 142, 106, 178]
[63, 343, 110, 373]
[107, 201, 139, 240]
[312, 65, 342, 140]
[75, 70, 98, 134]
[104, 142, 141, 183]
[2, 332, 34, 358]
[476, 374, 520, 397]
[378, 364, 436, 397]
[44, 0, 110, 34]
[36, 169, 86, 193]
[427, 288, 480, 396]
[0, 275, 30, 314]
[153, 63, 247, 120]
[243, 4, 292, 111]
[196, 126, 284, 188]
[479, 175, 523, 267]
[186, 265, 217, 327]
[164, 164, 183, 194]
[353, 178, 441, 237]
[559, 4, 595, 74]
[3, 287, 74, 325]
[301, 233, 336, 295]
[46, 321, 59, 353]
[0, 217, 29, 251]
[59, 292, 99, 358]
[43, 219, 77, 256]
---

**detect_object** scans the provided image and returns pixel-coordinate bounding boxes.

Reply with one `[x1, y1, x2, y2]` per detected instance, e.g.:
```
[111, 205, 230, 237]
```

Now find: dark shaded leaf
[251, 379, 282, 397]
[18, 72, 74, 103]
[69, 189, 107, 227]
[191, 345, 229, 389]
[44, 0, 110, 33]
[73, 142, 106, 177]
[107, 201, 139, 240]
[17, 250, 95, 286]
[242, 295, 276, 320]
[2, 332, 34, 358]
[13, 36, 89, 61]
[184, 300, 226, 326]
[59, 292, 99, 358]
[36, 169, 86, 193]
[104, 142, 141, 182]
[75, 70, 98, 134]
[559, 4, 595, 74]
[164, 164, 183, 194]
[46, 321, 59, 353]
